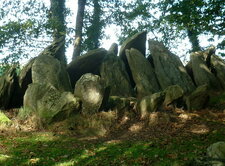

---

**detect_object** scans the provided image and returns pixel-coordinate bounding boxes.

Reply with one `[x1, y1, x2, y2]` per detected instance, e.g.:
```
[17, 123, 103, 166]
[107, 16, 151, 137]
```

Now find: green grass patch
[0, 127, 225, 166]
[0, 111, 11, 126]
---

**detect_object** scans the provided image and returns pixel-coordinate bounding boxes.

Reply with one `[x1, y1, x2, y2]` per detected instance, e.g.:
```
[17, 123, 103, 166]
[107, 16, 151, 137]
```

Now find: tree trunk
[187, 29, 201, 52]
[72, 0, 87, 60]
[86, 0, 102, 50]
[50, 0, 67, 65]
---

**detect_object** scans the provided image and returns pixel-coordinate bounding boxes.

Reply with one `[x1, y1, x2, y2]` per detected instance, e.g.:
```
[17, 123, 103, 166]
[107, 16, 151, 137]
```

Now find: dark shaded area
[67, 48, 107, 89]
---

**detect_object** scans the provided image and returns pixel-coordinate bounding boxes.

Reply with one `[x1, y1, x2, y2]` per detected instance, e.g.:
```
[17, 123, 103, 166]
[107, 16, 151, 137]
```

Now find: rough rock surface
[185, 84, 209, 111]
[207, 141, 225, 166]
[107, 96, 136, 112]
[19, 58, 36, 93]
[138, 92, 165, 119]
[191, 51, 221, 90]
[67, 48, 107, 88]
[211, 55, 225, 89]
[149, 40, 195, 93]
[119, 31, 147, 87]
[40, 36, 66, 65]
[119, 31, 147, 60]
[74, 73, 110, 114]
[108, 43, 118, 55]
[163, 85, 184, 107]
[0, 67, 17, 109]
[185, 60, 196, 85]
[100, 53, 133, 97]
[23, 83, 80, 125]
[126, 48, 160, 98]
[32, 55, 72, 92]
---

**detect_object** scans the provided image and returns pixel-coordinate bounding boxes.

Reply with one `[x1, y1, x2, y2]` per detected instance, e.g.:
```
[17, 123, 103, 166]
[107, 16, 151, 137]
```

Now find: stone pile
[1, 31, 225, 125]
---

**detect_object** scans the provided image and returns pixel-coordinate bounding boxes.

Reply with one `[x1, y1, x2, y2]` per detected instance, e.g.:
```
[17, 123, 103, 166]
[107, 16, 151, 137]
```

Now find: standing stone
[126, 48, 160, 98]
[119, 31, 147, 87]
[119, 31, 147, 60]
[185, 60, 196, 85]
[22, 83, 81, 125]
[191, 51, 221, 90]
[108, 43, 118, 55]
[19, 58, 36, 92]
[138, 92, 165, 119]
[185, 84, 209, 111]
[163, 85, 184, 107]
[0, 67, 17, 109]
[67, 48, 107, 88]
[211, 55, 225, 89]
[74, 73, 110, 114]
[207, 142, 225, 166]
[100, 53, 133, 97]
[148, 39, 195, 93]
[32, 55, 72, 92]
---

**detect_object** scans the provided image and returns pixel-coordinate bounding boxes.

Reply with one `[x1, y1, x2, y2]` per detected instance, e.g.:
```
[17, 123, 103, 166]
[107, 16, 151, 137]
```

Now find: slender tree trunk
[72, 0, 87, 60]
[187, 29, 201, 52]
[50, 0, 67, 65]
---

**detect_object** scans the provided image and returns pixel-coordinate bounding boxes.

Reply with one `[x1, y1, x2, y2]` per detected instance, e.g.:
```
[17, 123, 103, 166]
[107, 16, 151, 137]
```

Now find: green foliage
[0, 0, 50, 65]
[82, 0, 107, 52]
[109, 0, 224, 55]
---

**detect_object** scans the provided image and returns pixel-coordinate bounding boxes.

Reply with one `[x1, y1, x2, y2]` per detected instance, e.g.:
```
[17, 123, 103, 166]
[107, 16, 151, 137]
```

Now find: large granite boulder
[163, 85, 184, 107]
[100, 53, 133, 97]
[148, 40, 195, 93]
[74, 73, 110, 114]
[126, 48, 160, 98]
[0, 67, 17, 109]
[119, 31, 147, 87]
[185, 60, 196, 85]
[108, 43, 118, 55]
[32, 55, 72, 92]
[211, 55, 225, 89]
[39, 36, 66, 65]
[107, 96, 136, 113]
[119, 31, 147, 60]
[22, 83, 80, 125]
[191, 51, 221, 90]
[67, 48, 107, 88]
[185, 84, 209, 111]
[19, 58, 36, 92]
[138, 92, 165, 119]
[207, 142, 225, 166]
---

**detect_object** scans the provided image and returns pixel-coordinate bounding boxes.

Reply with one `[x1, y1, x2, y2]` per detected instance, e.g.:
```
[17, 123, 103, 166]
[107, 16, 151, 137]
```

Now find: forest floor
[0, 108, 225, 166]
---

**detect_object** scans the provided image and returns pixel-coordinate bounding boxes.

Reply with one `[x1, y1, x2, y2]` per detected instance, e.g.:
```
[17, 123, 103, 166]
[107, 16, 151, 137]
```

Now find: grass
[0, 108, 225, 166]
[0, 111, 12, 129]
[0, 126, 225, 166]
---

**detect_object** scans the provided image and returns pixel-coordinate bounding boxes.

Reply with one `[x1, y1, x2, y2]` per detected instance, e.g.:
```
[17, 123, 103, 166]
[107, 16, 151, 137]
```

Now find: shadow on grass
[1, 126, 225, 166]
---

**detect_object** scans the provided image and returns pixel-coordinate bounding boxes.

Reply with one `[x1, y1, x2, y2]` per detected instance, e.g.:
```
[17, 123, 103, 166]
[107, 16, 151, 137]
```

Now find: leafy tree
[84, 0, 102, 51]
[160, 0, 225, 52]
[0, 0, 50, 66]
[110, 0, 224, 55]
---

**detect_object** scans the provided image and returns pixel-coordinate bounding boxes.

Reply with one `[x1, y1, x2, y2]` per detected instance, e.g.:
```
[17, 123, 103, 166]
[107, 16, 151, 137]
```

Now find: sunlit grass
[0, 127, 225, 166]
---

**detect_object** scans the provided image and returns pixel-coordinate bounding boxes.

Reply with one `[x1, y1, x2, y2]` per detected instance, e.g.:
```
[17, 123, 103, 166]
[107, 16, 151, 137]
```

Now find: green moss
[0, 111, 11, 125]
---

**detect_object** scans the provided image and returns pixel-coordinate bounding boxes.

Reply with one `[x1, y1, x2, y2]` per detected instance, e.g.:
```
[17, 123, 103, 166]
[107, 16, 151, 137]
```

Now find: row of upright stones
[1, 31, 225, 125]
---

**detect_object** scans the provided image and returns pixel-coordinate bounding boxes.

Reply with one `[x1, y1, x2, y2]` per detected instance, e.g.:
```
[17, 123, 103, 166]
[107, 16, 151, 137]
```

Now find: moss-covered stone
[0, 111, 11, 126]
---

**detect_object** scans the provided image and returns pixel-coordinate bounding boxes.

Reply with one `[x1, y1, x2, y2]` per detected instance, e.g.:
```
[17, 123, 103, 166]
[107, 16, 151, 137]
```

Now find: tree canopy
[0, 0, 224, 70]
